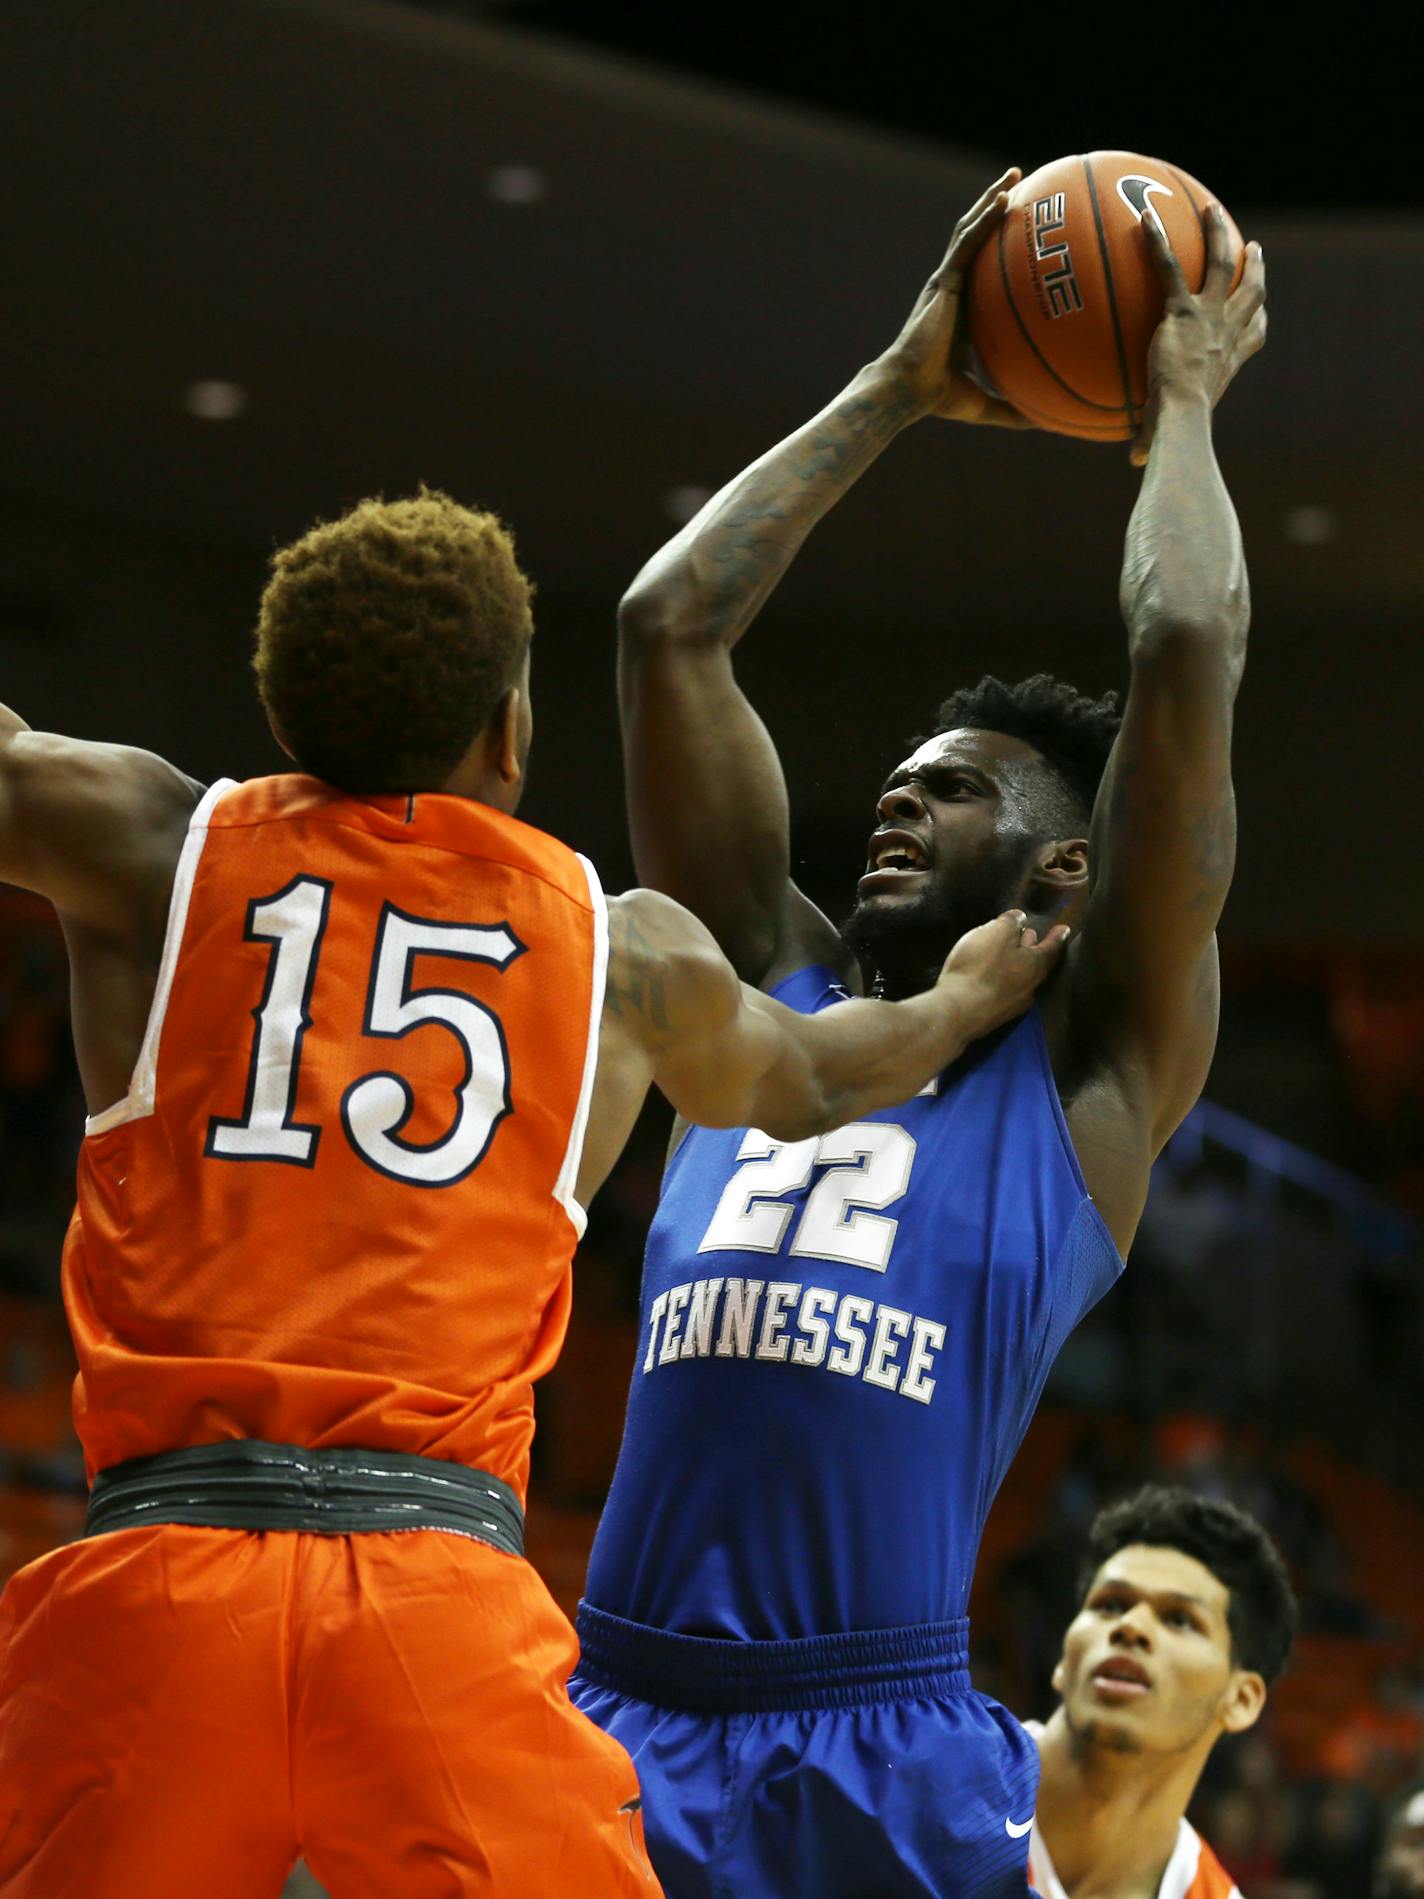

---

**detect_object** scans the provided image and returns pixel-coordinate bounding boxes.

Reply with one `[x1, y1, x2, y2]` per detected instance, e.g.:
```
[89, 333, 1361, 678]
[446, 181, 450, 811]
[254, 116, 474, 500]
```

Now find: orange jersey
[63, 775, 607, 1502]
[1028, 1818, 1241, 1898]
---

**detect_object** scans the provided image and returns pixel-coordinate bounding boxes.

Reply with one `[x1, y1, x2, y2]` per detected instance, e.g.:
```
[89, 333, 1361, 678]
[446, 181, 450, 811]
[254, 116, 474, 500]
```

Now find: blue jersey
[584, 965, 1122, 1640]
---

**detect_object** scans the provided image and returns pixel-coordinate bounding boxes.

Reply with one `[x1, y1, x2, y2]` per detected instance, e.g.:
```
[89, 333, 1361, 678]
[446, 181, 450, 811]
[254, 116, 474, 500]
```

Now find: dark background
[3, 7, 1422, 1895]
[4, 0, 1422, 952]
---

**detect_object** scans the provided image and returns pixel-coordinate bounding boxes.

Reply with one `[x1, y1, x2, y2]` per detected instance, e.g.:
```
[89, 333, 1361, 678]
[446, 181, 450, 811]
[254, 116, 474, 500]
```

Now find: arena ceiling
[3, 0, 1421, 941]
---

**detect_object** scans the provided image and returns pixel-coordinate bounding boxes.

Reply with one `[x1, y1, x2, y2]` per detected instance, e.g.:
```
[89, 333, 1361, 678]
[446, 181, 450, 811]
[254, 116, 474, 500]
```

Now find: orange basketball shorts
[0, 1524, 660, 1898]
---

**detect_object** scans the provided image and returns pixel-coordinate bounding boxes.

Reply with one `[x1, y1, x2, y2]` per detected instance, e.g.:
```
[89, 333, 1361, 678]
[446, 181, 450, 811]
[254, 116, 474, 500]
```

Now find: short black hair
[932, 673, 1120, 831]
[1077, 1485, 1298, 1684]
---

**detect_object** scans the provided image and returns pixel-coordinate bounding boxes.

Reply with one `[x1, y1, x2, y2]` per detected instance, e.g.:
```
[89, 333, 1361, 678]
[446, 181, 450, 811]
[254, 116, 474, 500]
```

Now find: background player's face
[1052, 1544, 1264, 1756]
[1379, 1793, 1424, 1897]
[842, 728, 1060, 974]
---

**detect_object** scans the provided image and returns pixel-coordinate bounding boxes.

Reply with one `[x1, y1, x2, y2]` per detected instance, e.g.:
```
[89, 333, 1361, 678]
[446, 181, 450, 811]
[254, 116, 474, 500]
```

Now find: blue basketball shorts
[570, 1605, 1039, 1899]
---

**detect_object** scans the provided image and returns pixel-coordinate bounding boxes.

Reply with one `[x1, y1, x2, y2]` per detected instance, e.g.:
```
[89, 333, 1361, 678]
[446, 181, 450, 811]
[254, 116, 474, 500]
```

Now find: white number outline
[206, 885, 525, 1187]
[697, 1135, 819, 1254]
[205, 875, 332, 1168]
[790, 1124, 918, 1273]
[340, 903, 525, 1188]
[698, 1123, 917, 1274]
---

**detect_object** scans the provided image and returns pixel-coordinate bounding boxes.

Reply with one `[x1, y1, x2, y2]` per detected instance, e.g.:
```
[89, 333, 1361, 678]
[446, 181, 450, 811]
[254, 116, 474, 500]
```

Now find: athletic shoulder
[0, 728, 203, 931]
[759, 882, 860, 994]
[606, 887, 741, 1041]
[5, 727, 200, 815]
[1185, 1826, 1242, 1899]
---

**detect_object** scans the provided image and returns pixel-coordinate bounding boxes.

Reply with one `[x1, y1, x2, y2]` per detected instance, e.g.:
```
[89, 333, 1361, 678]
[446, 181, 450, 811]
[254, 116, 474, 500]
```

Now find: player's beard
[1065, 1690, 1221, 1762]
[1065, 1712, 1145, 1756]
[841, 859, 1014, 999]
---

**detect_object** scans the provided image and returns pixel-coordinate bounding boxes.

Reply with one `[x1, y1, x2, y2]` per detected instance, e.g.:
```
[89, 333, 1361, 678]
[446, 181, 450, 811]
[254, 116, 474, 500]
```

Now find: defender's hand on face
[877, 169, 1035, 430]
[1130, 204, 1267, 466]
[938, 910, 1070, 1035]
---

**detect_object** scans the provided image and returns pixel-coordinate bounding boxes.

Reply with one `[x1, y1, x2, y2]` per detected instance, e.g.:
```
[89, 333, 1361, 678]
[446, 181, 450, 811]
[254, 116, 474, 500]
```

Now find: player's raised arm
[617, 173, 1029, 988]
[577, 888, 1067, 1204]
[1068, 207, 1267, 1153]
[0, 701, 200, 934]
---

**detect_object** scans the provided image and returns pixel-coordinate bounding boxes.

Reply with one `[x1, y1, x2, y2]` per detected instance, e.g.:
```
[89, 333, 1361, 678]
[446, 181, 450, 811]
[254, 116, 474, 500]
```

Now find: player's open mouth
[858, 865, 929, 891]
[1091, 1658, 1151, 1700]
[859, 830, 930, 889]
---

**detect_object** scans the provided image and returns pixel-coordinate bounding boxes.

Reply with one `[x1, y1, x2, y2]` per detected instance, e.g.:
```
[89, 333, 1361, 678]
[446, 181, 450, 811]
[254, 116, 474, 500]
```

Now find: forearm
[621, 361, 925, 651]
[1119, 390, 1249, 674]
[1082, 391, 1246, 1127]
[643, 897, 1057, 1137]
[756, 985, 977, 1140]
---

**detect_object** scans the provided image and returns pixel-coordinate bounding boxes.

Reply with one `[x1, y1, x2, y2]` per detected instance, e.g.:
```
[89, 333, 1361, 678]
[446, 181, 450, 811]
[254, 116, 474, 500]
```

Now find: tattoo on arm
[789, 392, 916, 483]
[1183, 796, 1235, 910]
[697, 386, 920, 643]
[605, 903, 672, 1035]
[1106, 757, 1236, 916]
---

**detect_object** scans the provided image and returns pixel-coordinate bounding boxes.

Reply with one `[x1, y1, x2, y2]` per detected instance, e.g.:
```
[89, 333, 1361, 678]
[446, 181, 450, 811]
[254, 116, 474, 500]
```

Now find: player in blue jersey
[570, 172, 1267, 1897]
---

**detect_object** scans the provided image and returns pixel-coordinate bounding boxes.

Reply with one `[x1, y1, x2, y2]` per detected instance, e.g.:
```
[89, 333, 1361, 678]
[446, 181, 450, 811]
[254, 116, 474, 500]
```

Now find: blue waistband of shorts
[574, 1601, 972, 1713]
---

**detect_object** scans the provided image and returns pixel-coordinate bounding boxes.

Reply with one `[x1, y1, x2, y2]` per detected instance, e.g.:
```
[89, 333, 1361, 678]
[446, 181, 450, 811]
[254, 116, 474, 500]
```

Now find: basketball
[966, 151, 1245, 441]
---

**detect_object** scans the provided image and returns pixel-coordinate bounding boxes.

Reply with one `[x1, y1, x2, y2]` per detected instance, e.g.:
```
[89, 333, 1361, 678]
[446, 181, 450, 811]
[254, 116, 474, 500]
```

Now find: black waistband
[574, 1602, 972, 1712]
[85, 1441, 524, 1556]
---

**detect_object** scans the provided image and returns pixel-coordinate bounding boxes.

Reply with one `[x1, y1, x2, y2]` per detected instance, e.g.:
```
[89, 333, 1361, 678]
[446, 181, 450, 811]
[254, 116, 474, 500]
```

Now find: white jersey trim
[1029, 1813, 1232, 1899]
[551, 851, 608, 1240]
[83, 778, 237, 1138]
[1022, 1719, 1237, 1899]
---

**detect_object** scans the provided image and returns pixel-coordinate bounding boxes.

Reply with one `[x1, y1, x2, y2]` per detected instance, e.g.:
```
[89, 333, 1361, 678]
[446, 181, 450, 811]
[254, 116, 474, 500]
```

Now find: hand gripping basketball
[1130, 204, 1267, 465]
[964, 152, 1247, 445]
[877, 171, 1038, 431]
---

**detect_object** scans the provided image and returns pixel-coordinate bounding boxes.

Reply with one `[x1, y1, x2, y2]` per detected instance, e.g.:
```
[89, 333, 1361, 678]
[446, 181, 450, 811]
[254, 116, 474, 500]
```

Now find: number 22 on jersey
[698, 1124, 917, 1273]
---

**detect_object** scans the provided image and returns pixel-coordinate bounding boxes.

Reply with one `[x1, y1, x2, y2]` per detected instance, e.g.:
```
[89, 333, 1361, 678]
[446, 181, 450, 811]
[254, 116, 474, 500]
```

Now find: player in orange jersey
[1022, 1486, 1298, 1899]
[0, 489, 1066, 1899]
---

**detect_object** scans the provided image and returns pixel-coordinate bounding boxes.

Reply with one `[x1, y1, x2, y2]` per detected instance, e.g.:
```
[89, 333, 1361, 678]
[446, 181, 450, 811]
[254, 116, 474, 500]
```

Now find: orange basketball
[966, 151, 1244, 441]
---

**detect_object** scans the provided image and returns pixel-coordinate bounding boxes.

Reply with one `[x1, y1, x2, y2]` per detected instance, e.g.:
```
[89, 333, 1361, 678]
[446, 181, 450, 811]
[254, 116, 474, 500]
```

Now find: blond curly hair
[254, 488, 533, 793]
